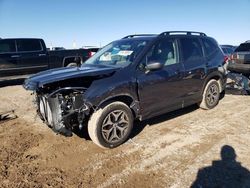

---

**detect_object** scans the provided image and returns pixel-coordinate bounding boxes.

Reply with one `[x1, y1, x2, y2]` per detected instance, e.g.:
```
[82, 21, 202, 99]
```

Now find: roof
[121, 31, 207, 41]
[0, 38, 43, 40]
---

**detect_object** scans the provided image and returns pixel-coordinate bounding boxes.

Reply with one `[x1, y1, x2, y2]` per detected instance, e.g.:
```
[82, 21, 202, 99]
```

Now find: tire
[199, 79, 220, 110]
[66, 62, 77, 67]
[88, 102, 134, 148]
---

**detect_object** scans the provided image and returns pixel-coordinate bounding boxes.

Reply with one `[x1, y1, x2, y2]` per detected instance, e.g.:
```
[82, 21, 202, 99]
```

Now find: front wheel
[88, 102, 134, 148]
[199, 79, 220, 110]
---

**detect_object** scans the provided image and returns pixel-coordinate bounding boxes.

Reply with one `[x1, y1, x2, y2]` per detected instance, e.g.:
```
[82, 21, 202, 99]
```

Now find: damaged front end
[36, 87, 91, 136]
[23, 66, 118, 136]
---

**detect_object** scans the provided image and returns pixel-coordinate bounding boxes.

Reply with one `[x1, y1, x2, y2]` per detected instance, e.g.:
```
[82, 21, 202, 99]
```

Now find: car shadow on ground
[130, 91, 227, 140]
[73, 104, 200, 141]
[130, 104, 199, 139]
[0, 79, 25, 88]
[191, 145, 250, 187]
[73, 126, 91, 140]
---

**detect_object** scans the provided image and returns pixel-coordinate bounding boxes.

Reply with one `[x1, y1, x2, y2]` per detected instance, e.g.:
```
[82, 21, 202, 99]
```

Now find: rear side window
[202, 38, 218, 57]
[0, 40, 16, 53]
[235, 43, 250, 52]
[17, 39, 42, 52]
[180, 38, 203, 61]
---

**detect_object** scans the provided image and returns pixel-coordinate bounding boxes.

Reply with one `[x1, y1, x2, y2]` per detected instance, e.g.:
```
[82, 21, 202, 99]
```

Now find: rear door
[179, 37, 207, 105]
[16, 39, 48, 75]
[137, 37, 185, 118]
[0, 39, 21, 78]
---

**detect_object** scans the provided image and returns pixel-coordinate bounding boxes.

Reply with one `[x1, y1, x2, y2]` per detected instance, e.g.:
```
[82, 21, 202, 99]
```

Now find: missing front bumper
[36, 92, 90, 137]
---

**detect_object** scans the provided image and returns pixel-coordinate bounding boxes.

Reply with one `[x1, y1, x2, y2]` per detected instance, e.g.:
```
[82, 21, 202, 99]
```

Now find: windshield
[84, 39, 148, 67]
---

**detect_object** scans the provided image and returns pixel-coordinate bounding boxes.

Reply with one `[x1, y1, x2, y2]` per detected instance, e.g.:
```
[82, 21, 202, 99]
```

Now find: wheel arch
[95, 94, 139, 119]
[202, 71, 224, 93]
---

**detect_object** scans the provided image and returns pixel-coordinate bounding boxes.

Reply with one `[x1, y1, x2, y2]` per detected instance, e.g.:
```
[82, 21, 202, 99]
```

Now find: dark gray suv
[24, 31, 227, 148]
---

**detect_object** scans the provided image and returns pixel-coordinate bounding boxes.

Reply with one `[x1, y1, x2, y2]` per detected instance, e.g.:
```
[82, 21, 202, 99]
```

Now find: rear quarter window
[202, 38, 219, 58]
[0, 40, 16, 53]
[17, 39, 42, 52]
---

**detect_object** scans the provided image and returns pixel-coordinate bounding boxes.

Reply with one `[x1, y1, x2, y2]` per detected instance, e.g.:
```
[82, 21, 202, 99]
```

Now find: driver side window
[146, 39, 177, 67]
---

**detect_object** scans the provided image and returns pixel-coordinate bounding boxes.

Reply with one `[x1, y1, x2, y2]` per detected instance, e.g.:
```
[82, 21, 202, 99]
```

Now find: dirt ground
[0, 84, 250, 188]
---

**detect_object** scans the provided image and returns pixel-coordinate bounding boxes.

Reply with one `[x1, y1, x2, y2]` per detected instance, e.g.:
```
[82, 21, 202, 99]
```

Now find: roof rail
[160, 31, 207, 37]
[122, 34, 156, 39]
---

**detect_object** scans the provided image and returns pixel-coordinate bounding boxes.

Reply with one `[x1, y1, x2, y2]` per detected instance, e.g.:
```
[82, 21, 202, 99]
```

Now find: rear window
[90, 48, 99, 52]
[0, 40, 16, 53]
[17, 39, 42, 52]
[235, 43, 250, 52]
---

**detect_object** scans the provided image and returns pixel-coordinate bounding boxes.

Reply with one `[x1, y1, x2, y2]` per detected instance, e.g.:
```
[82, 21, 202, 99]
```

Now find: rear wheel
[88, 102, 134, 148]
[199, 79, 220, 110]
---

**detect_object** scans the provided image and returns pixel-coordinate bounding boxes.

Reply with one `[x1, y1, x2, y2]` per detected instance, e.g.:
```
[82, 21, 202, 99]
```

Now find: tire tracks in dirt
[1, 86, 250, 187]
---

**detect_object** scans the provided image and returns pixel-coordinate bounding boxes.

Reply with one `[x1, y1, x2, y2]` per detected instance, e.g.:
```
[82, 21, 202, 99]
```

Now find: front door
[0, 39, 21, 79]
[136, 37, 185, 119]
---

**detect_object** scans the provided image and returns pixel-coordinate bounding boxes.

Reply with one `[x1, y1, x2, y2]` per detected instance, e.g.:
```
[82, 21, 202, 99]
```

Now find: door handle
[11, 55, 20, 58]
[38, 54, 46, 57]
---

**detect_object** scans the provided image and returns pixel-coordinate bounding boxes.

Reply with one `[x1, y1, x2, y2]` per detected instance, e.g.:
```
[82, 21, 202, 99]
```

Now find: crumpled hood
[23, 65, 118, 91]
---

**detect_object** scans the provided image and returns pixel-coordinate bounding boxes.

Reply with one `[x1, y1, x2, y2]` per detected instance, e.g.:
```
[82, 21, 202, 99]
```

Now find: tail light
[87, 51, 96, 58]
[87, 51, 92, 58]
[224, 56, 229, 62]
[231, 53, 238, 60]
[223, 56, 229, 65]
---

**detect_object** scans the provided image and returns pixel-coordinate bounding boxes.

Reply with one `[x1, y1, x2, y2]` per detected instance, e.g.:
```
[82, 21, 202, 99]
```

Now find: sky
[0, 0, 249, 49]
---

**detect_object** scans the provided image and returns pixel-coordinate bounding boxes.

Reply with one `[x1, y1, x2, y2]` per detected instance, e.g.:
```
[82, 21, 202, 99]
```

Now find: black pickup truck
[228, 41, 250, 76]
[0, 38, 98, 81]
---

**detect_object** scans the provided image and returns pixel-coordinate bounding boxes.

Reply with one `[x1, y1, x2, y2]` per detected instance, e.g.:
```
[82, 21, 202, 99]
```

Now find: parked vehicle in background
[24, 31, 227, 148]
[0, 38, 98, 81]
[82, 46, 99, 57]
[220, 45, 236, 71]
[228, 41, 250, 76]
[220, 45, 235, 57]
[52, 47, 66, 51]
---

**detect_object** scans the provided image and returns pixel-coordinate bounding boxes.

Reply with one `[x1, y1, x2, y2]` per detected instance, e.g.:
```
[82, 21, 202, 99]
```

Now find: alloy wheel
[101, 110, 129, 143]
[206, 84, 219, 106]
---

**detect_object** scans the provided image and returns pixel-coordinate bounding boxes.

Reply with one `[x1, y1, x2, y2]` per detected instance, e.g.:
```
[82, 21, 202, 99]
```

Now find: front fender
[83, 68, 140, 117]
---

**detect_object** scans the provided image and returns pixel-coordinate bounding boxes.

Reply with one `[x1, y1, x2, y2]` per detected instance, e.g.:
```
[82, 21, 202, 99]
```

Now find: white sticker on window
[100, 52, 112, 61]
[117, 50, 133, 56]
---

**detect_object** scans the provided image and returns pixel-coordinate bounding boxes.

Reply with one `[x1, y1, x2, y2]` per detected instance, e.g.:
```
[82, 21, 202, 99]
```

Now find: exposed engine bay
[36, 87, 91, 136]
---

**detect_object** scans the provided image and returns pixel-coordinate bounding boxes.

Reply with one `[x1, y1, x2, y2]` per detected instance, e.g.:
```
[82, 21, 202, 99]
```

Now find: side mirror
[146, 61, 163, 71]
